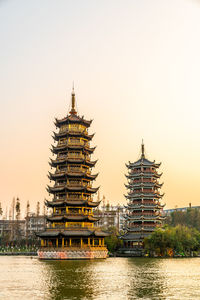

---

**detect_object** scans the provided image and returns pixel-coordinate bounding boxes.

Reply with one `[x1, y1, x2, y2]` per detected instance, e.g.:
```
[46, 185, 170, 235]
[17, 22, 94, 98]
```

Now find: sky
[0, 0, 200, 217]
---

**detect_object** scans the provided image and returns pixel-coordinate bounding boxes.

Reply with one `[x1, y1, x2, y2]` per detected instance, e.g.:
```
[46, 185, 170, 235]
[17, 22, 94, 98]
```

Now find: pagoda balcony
[127, 172, 161, 178]
[60, 128, 88, 135]
[67, 140, 89, 147]
[126, 215, 162, 220]
[67, 182, 92, 188]
[53, 195, 92, 202]
[128, 181, 160, 187]
[51, 182, 92, 189]
[52, 211, 93, 217]
[128, 206, 161, 211]
[129, 212, 160, 216]
[67, 154, 85, 159]
[126, 192, 163, 198]
[127, 202, 161, 207]
[127, 227, 155, 232]
[46, 224, 95, 230]
[55, 168, 91, 175]
[57, 140, 89, 148]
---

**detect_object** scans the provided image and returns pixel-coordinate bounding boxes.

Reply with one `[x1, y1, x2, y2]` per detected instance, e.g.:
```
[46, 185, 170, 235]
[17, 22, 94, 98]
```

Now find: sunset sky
[1, 0, 200, 216]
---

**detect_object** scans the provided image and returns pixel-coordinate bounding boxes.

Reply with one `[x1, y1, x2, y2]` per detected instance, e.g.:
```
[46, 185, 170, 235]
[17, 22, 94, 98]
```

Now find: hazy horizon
[1, 0, 200, 216]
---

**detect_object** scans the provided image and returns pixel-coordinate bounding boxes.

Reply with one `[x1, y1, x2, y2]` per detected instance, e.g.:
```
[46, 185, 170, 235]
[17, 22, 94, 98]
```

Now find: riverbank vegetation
[104, 227, 123, 253]
[144, 224, 200, 257]
[166, 208, 200, 231]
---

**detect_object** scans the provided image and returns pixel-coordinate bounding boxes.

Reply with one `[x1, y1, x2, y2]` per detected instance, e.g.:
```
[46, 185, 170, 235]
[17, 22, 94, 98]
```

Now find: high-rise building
[38, 89, 108, 259]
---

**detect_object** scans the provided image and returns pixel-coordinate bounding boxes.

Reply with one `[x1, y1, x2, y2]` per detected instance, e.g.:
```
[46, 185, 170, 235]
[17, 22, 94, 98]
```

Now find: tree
[144, 225, 200, 257]
[36, 201, 40, 216]
[0, 202, 3, 219]
[15, 197, 21, 244]
[104, 226, 123, 253]
[26, 200, 30, 217]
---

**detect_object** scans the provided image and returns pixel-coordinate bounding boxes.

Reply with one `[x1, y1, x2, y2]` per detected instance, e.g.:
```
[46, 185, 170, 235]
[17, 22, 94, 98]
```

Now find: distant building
[25, 214, 46, 238]
[0, 214, 46, 243]
[0, 219, 26, 241]
[164, 205, 200, 216]
[94, 204, 126, 231]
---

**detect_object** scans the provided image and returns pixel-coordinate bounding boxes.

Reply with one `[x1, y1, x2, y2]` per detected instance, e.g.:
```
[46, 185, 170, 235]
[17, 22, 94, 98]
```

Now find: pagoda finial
[70, 82, 77, 115]
[141, 139, 145, 159]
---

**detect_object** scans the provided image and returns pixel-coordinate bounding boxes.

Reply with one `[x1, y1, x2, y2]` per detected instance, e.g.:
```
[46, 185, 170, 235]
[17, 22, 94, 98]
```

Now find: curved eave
[46, 215, 99, 222]
[66, 158, 98, 167]
[126, 173, 162, 179]
[38, 229, 108, 238]
[51, 144, 96, 154]
[53, 131, 95, 141]
[55, 116, 92, 128]
[126, 216, 166, 221]
[49, 158, 97, 168]
[126, 204, 165, 210]
[37, 231, 60, 237]
[126, 159, 161, 168]
[126, 193, 164, 199]
[46, 199, 101, 208]
[47, 185, 99, 194]
[125, 182, 163, 189]
[48, 171, 98, 181]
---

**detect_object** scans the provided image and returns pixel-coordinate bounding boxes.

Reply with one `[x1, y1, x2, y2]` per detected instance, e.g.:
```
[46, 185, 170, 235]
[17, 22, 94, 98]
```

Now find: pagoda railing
[67, 141, 85, 146]
[46, 225, 95, 230]
[52, 182, 92, 189]
[52, 211, 93, 216]
[127, 215, 160, 220]
[67, 181, 92, 188]
[39, 246, 106, 251]
[128, 201, 160, 205]
[67, 154, 85, 159]
[129, 212, 160, 216]
[128, 202, 161, 207]
[52, 197, 92, 203]
[55, 168, 91, 175]
[60, 128, 88, 135]
[128, 172, 159, 176]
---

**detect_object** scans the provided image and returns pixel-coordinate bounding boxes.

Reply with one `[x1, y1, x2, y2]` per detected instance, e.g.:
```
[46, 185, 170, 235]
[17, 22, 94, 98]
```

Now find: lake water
[0, 256, 200, 299]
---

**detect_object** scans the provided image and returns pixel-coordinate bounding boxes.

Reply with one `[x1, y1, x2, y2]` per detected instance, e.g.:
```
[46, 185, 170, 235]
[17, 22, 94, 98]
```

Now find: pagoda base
[38, 246, 108, 260]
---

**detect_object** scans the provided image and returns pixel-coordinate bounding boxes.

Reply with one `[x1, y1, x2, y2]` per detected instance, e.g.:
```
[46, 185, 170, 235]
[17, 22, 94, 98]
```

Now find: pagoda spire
[70, 83, 77, 115]
[141, 139, 145, 159]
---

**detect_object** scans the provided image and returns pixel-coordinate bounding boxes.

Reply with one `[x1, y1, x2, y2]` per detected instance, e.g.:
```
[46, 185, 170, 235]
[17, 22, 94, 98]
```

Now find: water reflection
[42, 260, 96, 300]
[0, 257, 200, 299]
[126, 258, 165, 299]
[41, 258, 166, 300]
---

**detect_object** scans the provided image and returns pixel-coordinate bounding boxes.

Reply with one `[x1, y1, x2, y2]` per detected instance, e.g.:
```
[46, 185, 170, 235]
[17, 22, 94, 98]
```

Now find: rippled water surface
[0, 256, 200, 299]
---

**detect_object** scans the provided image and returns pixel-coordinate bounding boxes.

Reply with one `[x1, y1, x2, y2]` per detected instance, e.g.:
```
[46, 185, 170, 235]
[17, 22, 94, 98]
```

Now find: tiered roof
[121, 142, 165, 244]
[38, 89, 108, 239]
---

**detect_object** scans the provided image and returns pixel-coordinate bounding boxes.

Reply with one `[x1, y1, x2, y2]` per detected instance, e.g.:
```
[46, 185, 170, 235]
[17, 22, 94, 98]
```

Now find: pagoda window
[68, 151, 82, 158]
[60, 124, 68, 133]
[70, 124, 80, 130]
[54, 222, 65, 228]
[59, 138, 66, 145]
[69, 138, 81, 145]
[68, 180, 81, 186]
[67, 193, 81, 199]
[68, 208, 79, 214]
[59, 166, 66, 171]
[57, 180, 65, 186]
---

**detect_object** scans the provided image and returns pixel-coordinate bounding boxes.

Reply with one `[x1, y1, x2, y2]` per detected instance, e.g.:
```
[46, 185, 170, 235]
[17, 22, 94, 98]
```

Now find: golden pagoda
[38, 88, 108, 259]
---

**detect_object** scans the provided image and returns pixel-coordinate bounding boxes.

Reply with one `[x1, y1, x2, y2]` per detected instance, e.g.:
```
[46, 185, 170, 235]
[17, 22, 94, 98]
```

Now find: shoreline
[0, 252, 37, 256]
